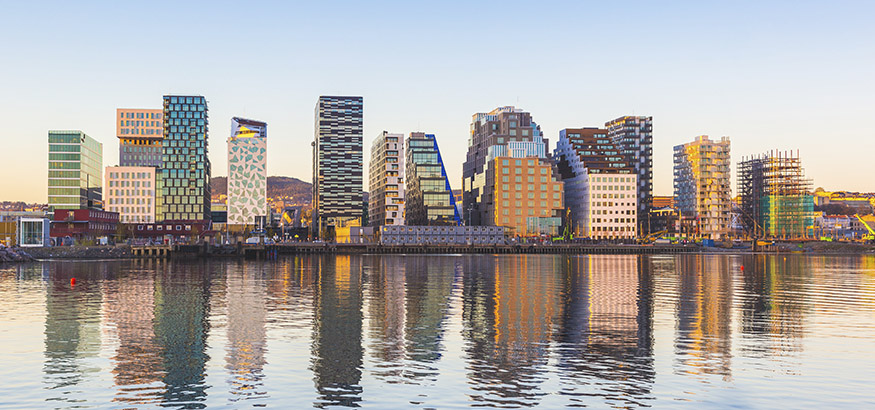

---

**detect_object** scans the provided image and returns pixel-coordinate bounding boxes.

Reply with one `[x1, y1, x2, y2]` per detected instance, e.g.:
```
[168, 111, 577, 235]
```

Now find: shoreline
[3, 242, 872, 263]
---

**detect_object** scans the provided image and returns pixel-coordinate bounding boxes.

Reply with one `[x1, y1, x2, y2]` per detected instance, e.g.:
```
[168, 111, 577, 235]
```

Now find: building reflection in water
[364, 255, 459, 384]
[104, 259, 165, 405]
[739, 254, 808, 358]
[153, 260, 212, 408]
[674, 255, 733, 380]
[554, 255, 655, 407]
[403, 257, 457, 380]
[366, 256, 407, 378]
[43, 262, 104, 404]
[224, 261, 269, 403]
[461, 255, 562, 407]
[311, 255, 364, 408]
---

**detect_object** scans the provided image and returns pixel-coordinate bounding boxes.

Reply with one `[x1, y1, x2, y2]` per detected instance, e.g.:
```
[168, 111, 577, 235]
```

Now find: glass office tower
[405, 132, 461, 226]
[158, 95, 210, 222]
[48, 130, 103, 210]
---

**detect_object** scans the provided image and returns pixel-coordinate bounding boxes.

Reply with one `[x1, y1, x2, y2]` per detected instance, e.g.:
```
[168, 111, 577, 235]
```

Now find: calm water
[1, 254, 874, 409]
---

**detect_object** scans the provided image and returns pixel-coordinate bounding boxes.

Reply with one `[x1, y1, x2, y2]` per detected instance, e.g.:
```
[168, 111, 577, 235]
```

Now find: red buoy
[70, 278, 76, 286]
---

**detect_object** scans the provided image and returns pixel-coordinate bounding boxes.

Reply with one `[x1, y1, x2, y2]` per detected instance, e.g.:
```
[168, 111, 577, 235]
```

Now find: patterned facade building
[48, 130, 103, 210]
[368, 131, 405, 226]
[405, 132, 461, 226]
[555, 128, 638, 239]
[312, 96, 363, 236]
[673, 135, 731, 239]
[227, 117, 267, 226]
[116, 108, 163, 167]
[158, 95, 210, 222]
[606, 116, 653, 234]
[104, 166, 157, 223]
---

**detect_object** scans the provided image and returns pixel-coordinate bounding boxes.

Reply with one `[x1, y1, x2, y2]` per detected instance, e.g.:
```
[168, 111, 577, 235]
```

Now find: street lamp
[467, 204, 473, 227]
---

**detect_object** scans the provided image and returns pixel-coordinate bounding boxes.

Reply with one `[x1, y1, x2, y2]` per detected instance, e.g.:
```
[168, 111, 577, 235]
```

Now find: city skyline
[2, 1, 874, 203]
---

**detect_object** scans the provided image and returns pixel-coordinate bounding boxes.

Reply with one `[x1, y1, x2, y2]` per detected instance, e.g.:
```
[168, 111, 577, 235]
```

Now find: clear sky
[1, 1, 873, 203]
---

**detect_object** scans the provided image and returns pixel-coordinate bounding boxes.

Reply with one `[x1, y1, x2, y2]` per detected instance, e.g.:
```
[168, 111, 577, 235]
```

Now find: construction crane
[855, 214, 875, 242]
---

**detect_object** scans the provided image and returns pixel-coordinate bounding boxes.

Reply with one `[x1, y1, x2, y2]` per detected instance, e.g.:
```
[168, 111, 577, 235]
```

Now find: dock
[129, 243, 701, 259]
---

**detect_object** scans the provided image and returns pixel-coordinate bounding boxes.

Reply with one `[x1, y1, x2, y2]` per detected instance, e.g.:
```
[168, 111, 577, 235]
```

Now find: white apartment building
[582, 173, 638, 239]
[104, 166, 156, 223]
[368, 131, 405, 226]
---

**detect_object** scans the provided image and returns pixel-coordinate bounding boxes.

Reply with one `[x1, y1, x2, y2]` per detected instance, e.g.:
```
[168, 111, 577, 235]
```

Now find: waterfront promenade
[11, 240, 874, 261]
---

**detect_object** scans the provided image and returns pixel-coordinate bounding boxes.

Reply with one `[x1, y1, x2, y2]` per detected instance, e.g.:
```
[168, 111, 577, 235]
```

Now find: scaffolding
[738, 150, 814, 239]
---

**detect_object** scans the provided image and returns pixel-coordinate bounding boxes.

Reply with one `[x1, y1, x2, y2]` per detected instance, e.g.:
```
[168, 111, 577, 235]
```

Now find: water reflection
[2, 254, 872, 408]
[43, 263, 103, 404]
[154, 261, 212, 408]
[311, 255, 364, 408]
[462, 255, 562, 407]
[674, 256, 734, 380]
[554, 256, 655, 408]
[224, 261, 269, 403]
[104, 261, 165, 405]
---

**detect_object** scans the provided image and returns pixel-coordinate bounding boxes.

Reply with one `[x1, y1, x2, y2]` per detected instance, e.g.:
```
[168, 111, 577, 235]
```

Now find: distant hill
[211, 176, 312, 208]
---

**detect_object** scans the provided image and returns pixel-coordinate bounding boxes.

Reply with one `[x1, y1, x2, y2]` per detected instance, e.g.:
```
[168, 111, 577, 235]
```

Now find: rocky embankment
[24, 245, 133, 260]
[0, 245, 35, 262]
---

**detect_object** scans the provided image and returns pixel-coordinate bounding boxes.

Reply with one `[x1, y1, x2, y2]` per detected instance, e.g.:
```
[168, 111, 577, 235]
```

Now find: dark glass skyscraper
[158, 95, 210, 222]
[405, 132, 461, 226]
[312, 96, 363, 236]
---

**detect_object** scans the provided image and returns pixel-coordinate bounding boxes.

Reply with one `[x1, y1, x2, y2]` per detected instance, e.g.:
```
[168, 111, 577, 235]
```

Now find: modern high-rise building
[157, 95, 210, 222]
[462, 106, 561, 235]
[368, 131, 405, 227]
[738, 150, 814, 238]
[555, 128, 637, 239]
[227, 117, 267, 226]
[606, 116, 653, 234]
[48, 130, 103, 210]
[312, 96, 363, 236]
[405, 132, 461, 226]
[673, 136, 732, 239]
[116, 108, 163, 167]
[104, 166, 156, 223]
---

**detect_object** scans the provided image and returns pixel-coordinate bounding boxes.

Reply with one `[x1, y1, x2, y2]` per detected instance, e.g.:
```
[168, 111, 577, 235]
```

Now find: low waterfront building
[128, 221, 211, 244]
[379, 225, 506, 245]
[0, 211, 48, 246]
[18, 218, 51, 247]
[104, 166, 156, 224]
[49, 209, 119, 242]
